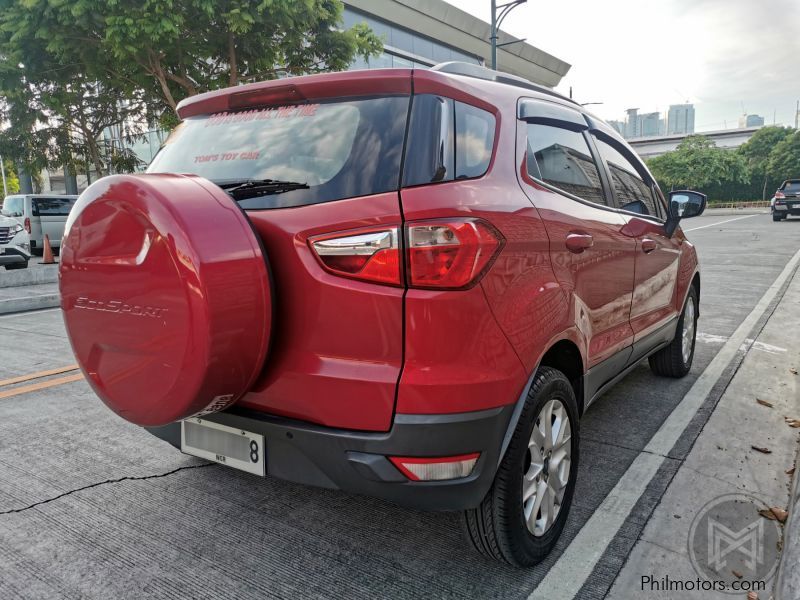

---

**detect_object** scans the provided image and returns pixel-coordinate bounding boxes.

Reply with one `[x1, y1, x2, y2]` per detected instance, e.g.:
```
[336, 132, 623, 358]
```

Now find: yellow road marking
[0, 373, 85, 400]
[0, 364, 80, 388]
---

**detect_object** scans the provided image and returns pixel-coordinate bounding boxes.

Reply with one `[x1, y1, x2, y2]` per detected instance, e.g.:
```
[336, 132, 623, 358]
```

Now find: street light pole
[0, 156, 7, 198]
[490, 0, 527, 70]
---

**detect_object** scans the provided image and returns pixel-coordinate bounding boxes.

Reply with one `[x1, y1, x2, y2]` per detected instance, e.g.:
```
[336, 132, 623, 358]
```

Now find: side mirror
[665, 190, 706, 236]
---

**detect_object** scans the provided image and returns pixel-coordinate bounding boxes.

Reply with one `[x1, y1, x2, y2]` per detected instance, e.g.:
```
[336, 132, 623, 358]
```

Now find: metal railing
[707, 200, 771, 209]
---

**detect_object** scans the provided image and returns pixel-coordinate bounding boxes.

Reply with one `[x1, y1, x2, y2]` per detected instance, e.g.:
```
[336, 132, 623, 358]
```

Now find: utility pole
[490, 0, 527, 70]
[795, 100, 799, 129]
[0, 156, 6, 198]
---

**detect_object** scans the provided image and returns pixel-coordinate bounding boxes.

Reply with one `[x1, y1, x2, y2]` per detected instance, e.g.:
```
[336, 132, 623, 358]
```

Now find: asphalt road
[0, 211, 797, 600]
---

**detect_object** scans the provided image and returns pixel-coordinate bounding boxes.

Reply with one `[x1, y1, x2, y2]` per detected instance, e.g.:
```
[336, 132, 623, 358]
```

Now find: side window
[593, 137, 659, 217]
[526, 123, 607, 206]
[455, 102, 495, 179]
[33, 197, 76, 217]
[403, 96, 495, 187]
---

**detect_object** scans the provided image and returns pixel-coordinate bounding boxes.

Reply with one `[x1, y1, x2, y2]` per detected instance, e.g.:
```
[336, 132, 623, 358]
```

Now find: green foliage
[2, 160, 19, 194]
[767, 130, 800, 182]
[647, 135, 750, 191]
[1, 0, 383, 115]
[739, 126, 793, 176]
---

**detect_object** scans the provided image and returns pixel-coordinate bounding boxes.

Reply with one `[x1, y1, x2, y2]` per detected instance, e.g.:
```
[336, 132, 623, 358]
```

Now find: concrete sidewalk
[609, 262, 800, 598]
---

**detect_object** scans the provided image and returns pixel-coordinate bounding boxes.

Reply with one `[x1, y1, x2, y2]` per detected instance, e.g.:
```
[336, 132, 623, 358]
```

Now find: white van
[2, 194, 78, 255]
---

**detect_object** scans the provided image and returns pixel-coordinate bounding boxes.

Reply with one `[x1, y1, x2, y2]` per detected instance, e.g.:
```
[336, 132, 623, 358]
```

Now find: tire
[462, 366, 579, 566]
[649, 285, 698, 378]
[773, 213, 783, 221]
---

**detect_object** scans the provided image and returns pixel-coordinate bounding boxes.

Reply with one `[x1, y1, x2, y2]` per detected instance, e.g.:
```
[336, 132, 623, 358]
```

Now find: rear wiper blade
[216, 179, 310, 199]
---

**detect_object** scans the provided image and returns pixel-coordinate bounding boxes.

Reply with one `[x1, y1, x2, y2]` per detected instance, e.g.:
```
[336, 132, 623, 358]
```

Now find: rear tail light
[388, 453, 480, 481]
[407, 219, 503, 289]
[23, 217, 30, 234]
[776, 191, 786, 199]
[310, 227, 401, 286]
[309, 218, 503, 290]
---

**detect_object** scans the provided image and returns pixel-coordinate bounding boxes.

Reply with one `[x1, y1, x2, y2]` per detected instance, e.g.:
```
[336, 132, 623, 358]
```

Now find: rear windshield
[2, 196, 24, 217]
[782, 181, 800, 193]
[33, 197, 75, 217]
[148, 96, 409, 209]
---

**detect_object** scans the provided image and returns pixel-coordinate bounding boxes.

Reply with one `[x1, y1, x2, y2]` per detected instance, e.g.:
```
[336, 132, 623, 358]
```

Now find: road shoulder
[609, 266, 800, 599]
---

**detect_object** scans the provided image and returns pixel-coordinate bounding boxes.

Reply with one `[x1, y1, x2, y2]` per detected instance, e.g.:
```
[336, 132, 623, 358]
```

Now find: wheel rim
[681, 296, 696, 364]
[522, 398, 572, 537]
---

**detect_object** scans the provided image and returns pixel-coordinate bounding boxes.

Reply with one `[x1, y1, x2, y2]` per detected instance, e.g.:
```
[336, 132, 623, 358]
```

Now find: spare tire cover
[60, 174, 272, 427]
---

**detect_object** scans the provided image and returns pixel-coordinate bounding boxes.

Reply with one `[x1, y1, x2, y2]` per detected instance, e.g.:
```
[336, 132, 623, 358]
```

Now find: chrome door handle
[565, 233, 594, 254]
[642, 238, 658, 253]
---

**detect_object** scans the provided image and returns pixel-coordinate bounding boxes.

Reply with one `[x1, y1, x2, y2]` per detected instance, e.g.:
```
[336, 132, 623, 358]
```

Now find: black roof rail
[430, 61, 578, 106]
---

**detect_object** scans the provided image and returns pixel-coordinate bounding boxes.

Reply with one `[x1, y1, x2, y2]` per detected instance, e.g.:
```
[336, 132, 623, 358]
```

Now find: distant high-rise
[638, 112, 664, 137]
[625, 108, 640, 138]
[738, 114, 765, 128]
[608, 120, 627, 136]
[667, 103, 695, 135]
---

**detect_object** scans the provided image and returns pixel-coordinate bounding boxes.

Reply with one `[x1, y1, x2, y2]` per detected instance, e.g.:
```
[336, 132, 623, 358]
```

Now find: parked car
[2, 194, 78, 254]
[0, 215, 31, 270]
[59, 63, 705, 567]
[772, 179, 800, 221]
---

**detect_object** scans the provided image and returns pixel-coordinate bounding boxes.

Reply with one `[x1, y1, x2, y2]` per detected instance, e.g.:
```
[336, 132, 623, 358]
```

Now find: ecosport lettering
[74, 297, 168, 319]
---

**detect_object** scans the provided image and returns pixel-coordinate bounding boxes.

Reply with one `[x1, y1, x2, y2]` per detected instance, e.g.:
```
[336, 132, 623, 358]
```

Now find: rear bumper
[146, 404, 515, 511]
[774, 204, 800, 214]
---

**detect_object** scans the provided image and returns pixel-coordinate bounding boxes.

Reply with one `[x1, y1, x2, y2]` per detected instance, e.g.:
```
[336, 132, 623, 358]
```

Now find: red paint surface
[60, 174, 271, 426]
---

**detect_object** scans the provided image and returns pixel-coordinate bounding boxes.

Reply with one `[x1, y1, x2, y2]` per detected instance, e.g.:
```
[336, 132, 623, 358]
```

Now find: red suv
[60, 63, 705, 567]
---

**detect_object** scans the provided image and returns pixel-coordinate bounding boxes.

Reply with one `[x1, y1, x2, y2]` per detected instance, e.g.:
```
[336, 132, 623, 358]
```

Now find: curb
[0, 266, 59, 288]
[775, 440, 800, 600]
[0, 293, 60, 315]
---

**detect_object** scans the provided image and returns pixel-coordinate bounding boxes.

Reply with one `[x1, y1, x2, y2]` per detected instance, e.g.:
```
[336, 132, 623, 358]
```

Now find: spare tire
[60, 174, 272, 427]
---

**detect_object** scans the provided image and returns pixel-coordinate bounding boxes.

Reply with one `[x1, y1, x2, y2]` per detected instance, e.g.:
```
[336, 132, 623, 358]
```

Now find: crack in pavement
[0, 462, 215, 517]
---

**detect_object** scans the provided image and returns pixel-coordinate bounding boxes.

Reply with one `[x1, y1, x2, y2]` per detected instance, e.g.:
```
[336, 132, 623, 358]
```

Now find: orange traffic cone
[41, 234, 56, 265]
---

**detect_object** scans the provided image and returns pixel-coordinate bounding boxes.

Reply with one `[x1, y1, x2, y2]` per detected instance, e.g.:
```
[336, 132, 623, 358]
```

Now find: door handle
[642, 238, 658, 253]
[565, 233, 594, 254]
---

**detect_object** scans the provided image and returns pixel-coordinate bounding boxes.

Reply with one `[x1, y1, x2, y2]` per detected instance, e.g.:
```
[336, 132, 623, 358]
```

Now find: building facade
[738, 114, 765, 128]
[667, 103, 695, 135]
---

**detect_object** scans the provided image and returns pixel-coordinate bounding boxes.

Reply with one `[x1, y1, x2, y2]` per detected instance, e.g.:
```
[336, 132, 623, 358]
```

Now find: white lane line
[683, 214, 760, 231]
[530, 245, 800, 600]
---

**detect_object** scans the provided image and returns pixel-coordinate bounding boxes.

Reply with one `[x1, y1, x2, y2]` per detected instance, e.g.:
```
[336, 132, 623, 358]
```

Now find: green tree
[1, 0, 383, 115]
[767, 130, 800, 183]
[647, 135, 750, 194]
[1, 160, 20, 195]
[738, 126, 793, 199]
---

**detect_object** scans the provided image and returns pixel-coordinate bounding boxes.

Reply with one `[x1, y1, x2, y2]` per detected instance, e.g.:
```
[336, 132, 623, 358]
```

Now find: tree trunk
[146, 52, 179, 115]
[228, 32, 238, 86]
[762, 175, 769, 201]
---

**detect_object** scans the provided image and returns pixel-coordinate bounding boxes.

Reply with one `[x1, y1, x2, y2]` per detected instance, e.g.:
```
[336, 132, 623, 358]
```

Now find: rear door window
[33, 197, 76, 217]
[592, 137, 660, 217]
[148, 96, 410, 209]
[526, 123, 607, 206]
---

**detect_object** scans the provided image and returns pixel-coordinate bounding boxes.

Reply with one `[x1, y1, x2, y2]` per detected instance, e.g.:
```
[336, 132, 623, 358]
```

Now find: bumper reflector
[388, 453, 480, 481]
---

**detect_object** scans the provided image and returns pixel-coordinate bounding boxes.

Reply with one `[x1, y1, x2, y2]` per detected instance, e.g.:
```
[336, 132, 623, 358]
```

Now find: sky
[447, 0, 800, 132]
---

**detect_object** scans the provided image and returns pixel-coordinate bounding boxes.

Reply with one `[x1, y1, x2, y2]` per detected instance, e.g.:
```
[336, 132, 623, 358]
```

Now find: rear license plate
[181, 417, 265, 476]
